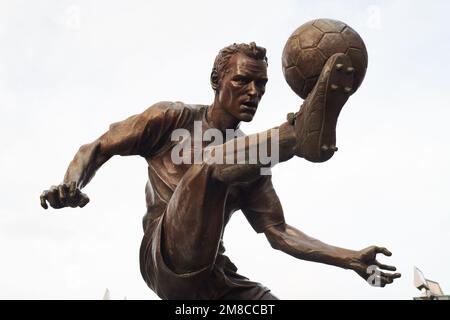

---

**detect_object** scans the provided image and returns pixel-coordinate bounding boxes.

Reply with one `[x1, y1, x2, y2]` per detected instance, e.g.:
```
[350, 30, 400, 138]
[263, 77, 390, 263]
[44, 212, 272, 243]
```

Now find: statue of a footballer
[40, 19, 400, 299]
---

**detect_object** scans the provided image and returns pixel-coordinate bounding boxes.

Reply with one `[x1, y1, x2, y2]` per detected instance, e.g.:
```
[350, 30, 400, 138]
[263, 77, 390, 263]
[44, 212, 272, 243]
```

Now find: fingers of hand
[371, 271, 401, 287]
[41, 183, 88, 210]
[58, 184, 69, 205]
[40, 191, 49, 209]
[376, 246, 392, 257]
[47, 186, 63, 209]
[380, 271, 401, 280]
[380, 273, 401, 286]
[66, 188, 81, 208]
[389, 272, 401, 279]
[375, 260, 397, 272]
[66, 183, 82, 207]
[69, 181, 77, 197]
[78, 192, 90, 208]
[379, 276, 392, 287]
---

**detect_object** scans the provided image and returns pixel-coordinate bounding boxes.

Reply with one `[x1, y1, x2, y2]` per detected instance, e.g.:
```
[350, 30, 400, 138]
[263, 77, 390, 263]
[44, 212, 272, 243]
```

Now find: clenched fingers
[46, 186, 63, 209]
[78, 192, 90, 208]
[58, 184, 69, 205]
[40, 182, 88, 210]
[40, 190, 49, 209]
[69, 181, 77, 198]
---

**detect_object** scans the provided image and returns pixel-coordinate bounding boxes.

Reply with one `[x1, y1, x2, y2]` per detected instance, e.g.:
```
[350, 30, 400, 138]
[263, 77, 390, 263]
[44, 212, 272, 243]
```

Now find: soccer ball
[282, 19, 368, 99]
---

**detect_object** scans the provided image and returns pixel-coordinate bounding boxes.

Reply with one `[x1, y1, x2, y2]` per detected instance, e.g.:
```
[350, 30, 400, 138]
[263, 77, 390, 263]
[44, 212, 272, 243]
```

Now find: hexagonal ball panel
[313, 19, 347, 33]
[284, 66, 306, 98]
[297, 25, 324, 49]
[297, 48, 326, 79]
[282, 36, 301, 68]
[317, 32, 348, 58]
[290, 20, 315, 38]
[341, 26, 367, 54]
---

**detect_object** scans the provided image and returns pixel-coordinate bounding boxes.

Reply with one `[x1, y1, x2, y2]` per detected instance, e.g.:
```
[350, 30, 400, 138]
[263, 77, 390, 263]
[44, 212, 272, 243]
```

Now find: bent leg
[207, 121, 297, 183]
[162, 122, 297, 274]
[162, 163, 229, 274]
[161, 83, 351, 275]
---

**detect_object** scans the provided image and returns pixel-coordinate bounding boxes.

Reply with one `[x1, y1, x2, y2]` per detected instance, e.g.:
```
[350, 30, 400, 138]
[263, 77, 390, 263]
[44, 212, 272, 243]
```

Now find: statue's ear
[210, 69, 219, 93]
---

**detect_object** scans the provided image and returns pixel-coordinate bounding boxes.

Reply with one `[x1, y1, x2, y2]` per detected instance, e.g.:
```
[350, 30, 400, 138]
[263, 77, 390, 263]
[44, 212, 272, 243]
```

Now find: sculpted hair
[210, 42, 268, 93]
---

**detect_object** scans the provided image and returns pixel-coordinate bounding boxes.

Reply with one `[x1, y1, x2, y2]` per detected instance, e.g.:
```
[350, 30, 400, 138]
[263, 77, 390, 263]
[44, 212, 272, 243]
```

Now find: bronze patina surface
[41, 41, 400, 300]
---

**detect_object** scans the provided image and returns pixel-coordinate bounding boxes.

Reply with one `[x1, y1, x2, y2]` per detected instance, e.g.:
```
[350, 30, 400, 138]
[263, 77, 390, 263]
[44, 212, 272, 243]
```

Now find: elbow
[265, 225, 286, 251]
[80, 139, 110, 164]
[78, 140, 101, 154]
[269, 238, 283, 251]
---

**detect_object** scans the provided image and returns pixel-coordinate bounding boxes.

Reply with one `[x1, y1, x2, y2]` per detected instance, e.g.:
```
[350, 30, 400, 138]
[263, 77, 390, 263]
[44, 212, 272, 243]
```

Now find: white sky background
[0, 0, 449, 300]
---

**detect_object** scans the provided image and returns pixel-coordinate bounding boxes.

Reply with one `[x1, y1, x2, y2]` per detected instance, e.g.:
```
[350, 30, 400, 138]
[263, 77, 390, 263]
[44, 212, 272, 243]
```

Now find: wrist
[337, 249, 359, 270]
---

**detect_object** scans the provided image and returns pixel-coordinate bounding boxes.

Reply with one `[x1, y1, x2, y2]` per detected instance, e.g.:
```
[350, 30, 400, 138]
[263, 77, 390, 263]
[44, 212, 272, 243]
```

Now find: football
[282, 19, 368, 99]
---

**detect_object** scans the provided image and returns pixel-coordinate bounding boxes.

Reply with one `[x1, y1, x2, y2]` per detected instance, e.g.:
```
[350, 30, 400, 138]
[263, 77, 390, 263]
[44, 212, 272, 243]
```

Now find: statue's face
[218, 52, 268, 122]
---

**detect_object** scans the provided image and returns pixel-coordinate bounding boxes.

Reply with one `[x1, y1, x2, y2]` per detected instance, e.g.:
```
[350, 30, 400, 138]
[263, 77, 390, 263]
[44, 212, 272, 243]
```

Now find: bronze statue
[40, 39, 400, 299]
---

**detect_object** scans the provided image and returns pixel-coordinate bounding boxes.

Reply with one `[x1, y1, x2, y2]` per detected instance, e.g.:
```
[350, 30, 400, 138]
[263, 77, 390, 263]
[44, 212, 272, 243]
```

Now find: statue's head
[211, 42, 268, 122]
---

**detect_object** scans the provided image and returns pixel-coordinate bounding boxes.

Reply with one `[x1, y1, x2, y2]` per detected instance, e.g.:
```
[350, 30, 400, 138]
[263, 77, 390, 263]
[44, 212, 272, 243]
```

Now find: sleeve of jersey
[240, 176, 286, 233]
[105, 101, 190, 157]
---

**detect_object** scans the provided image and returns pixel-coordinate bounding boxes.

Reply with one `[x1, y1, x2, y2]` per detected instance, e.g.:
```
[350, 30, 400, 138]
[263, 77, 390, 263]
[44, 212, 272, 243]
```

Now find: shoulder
[141, 101, 206, 121]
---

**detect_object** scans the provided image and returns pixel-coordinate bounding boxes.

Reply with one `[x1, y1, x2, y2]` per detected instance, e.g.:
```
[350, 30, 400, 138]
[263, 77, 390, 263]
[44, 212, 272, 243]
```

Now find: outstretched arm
[40, 101, 173, 210]
[265, 223, 401, 287]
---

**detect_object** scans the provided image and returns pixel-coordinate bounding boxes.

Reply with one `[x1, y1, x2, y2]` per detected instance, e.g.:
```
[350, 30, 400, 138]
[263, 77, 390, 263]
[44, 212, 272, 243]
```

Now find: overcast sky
[1, 0, 449, 299]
